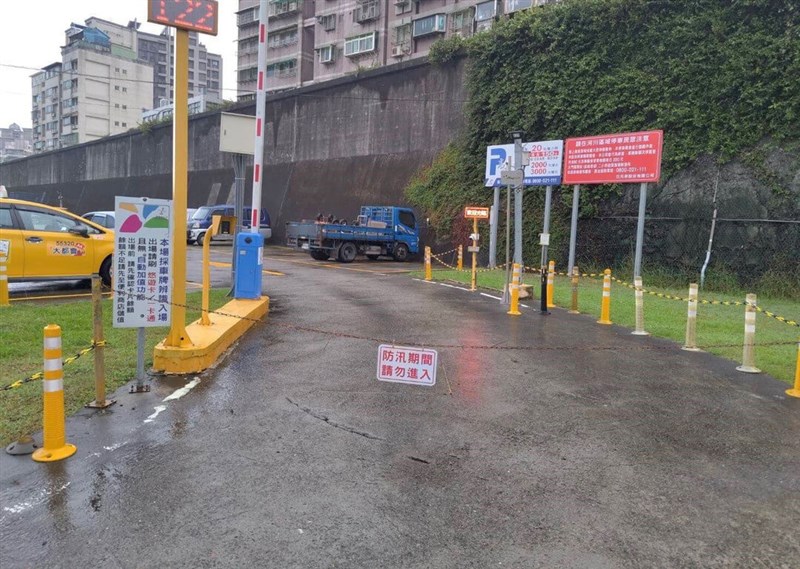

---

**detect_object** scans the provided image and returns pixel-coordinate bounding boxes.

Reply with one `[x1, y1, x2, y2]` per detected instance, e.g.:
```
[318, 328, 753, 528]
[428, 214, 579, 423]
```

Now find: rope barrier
[1, 341, 106, 391]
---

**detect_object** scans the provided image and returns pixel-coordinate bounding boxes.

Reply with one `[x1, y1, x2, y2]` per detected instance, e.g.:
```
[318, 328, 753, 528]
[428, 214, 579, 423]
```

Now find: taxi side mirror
[69, 226, 89, 238]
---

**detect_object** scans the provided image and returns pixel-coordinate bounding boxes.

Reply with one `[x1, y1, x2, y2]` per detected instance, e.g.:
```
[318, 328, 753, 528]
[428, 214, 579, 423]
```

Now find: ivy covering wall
[407, 0, 799, 282]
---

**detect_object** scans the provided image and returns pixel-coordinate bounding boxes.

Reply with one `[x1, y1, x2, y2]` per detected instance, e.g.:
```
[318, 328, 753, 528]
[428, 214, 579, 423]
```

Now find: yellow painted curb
[153, 297, 269, 374]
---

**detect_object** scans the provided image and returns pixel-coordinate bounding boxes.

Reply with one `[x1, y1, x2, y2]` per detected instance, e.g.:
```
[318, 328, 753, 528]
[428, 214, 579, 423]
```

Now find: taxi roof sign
[464, 206, 490, 219]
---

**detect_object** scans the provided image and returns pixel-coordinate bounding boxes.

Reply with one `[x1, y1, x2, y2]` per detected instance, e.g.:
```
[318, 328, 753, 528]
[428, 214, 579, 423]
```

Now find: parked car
[0, 198, 114, 285]
[188, 205, 272, 245]
[82, 210, 116, 229]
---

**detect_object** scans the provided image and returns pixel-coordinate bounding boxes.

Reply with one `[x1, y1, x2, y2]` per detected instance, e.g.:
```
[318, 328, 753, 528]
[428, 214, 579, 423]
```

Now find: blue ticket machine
[234, 232, 262, 299]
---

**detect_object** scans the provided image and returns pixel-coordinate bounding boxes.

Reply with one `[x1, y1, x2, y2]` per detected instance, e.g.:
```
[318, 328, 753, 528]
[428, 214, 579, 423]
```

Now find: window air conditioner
[392, 46, 405, 57]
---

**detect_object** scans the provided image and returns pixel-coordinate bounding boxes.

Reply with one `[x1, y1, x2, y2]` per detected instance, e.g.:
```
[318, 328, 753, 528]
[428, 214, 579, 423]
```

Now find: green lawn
[0, 289, 230, 445]
[419, 268, 799, 385]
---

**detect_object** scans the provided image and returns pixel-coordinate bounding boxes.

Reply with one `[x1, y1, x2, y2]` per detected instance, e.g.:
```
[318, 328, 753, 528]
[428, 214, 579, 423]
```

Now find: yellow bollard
[201, 215, 222, 326]
[786, 341, 800, 399]
[424, 246, 432, 281]
[507, 263, 522, 316]
[632, 276, 649, 336]
[470, 218, 478, 292]
[568, 266, 579, 314]
[32, 325, 77, 462]
[546, 260, 555, 308]
[597, 269, 612, 325]
[0, 254, 9, 307]
[457, 245, 463, 271]
[736, 293, 761, 374]
[682, 283, 701, 352]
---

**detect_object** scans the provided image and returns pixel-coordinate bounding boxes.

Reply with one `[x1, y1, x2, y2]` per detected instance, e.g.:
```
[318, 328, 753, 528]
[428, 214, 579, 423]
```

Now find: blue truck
[285, 206, 420, 263]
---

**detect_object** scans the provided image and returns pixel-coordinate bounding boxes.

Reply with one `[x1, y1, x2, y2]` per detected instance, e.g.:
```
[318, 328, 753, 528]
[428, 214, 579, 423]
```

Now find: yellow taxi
[0, 195, 115, 285]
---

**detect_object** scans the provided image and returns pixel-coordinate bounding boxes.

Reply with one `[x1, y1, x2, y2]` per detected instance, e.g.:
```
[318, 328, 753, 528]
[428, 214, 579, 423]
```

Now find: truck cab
[188, 205, 272, 245]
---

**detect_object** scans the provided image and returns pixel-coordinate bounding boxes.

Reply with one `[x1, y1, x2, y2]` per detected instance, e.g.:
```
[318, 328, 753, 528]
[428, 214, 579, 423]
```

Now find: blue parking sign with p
[485, 144, 513, 187]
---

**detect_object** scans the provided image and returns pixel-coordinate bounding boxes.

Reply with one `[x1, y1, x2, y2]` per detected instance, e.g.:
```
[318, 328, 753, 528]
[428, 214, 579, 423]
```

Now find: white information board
[113, 197, 172, 328]
[485, 140, 564, 187]
[377, 344, 437, 386]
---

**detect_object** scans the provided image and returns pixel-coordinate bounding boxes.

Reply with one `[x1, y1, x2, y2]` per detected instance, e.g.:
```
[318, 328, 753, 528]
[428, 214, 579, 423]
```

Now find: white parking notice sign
[113, 197, 172, 328]
[377, 345, 437, 386]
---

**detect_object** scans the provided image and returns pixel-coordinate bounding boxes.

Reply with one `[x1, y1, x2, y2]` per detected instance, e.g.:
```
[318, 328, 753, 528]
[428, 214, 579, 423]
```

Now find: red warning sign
[563, 130, 663, 185]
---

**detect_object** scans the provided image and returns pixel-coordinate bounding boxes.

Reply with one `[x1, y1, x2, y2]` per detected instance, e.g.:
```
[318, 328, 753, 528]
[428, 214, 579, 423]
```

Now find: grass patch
[0, 289, 230, 445]
[417, 268, 799, 385]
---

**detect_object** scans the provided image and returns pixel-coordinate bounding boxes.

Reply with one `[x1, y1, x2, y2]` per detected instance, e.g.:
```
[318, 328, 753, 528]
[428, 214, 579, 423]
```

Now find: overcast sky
[0, 0, 239, 128]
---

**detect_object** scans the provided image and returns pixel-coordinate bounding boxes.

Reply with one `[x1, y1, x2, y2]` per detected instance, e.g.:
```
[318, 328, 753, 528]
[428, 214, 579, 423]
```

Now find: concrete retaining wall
[0, 58, 467, 242]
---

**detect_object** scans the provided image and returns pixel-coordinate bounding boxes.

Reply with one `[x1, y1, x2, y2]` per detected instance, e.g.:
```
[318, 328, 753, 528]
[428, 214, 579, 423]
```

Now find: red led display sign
[148, 0, 219, 35]
[563, 130, 663, 185]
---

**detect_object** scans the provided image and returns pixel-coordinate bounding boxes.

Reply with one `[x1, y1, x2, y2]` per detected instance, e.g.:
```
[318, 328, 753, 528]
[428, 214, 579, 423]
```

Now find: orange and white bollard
[0, 256, 9, 307]
[786, 341, 799, 399]
[736, 293, 761, 374]
[546, 260, 555, 308]
[632, 276, 649, 336]
[597, 269, 612, 325]
[507, 263, 522, 316]
[682, 283, 701, 352]
[424, 246, 432, 281]
[32, 325, 77, 462]
[457, 245, 463, 271]
[568, 266, 579, 314]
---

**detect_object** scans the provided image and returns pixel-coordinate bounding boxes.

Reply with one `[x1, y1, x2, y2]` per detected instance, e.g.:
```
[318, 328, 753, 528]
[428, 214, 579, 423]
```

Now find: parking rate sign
[377, 345, 437, 386]
[563, 130, 663, 185]
[113, 197, 173, 328]
[485, 140, 564, 187]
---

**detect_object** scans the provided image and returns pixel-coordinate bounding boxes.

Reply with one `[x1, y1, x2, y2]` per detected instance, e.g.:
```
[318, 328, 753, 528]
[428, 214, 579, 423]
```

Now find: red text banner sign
[563, 130, 663, 185]
[464, 207, 490, 219]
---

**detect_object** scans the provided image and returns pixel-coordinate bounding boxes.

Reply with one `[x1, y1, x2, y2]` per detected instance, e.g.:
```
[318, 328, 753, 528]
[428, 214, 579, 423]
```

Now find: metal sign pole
[567, 184, 580, 277]
[540, 185, 553, 314]
[136, 327, 146, 391]
[489, 186, 499, 268]
[633, 182, 648, 278]
[513, 136, 523, 266]
[503, 185, 512, 305]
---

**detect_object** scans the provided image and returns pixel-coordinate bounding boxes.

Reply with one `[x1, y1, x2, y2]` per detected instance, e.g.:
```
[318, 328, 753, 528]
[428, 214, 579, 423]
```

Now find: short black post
[539, 268, 549, 314]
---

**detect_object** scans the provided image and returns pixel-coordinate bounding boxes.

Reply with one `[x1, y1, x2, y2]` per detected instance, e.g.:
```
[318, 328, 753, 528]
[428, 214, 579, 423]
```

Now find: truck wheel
[392, 243, 409, 262]
[338, 242, 357, 263]
[366, 254, 380, 261]
[310, 250, 329, 261]
[195, 232, 206, 246]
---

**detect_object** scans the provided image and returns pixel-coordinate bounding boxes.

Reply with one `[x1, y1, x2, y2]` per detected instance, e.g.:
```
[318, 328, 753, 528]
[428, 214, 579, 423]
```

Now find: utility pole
[511, 130, 525, 266]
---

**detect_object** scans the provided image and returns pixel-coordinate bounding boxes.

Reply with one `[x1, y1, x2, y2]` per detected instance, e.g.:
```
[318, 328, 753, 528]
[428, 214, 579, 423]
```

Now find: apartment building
[85, 18, 223, 107]
[0, 123, 33, 163]
[31, 25, 154, 152]
[236, 0, 560, 99]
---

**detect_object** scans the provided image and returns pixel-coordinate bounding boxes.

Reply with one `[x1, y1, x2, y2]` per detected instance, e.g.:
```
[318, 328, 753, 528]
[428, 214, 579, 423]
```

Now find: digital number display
[148, 0, 219, 35]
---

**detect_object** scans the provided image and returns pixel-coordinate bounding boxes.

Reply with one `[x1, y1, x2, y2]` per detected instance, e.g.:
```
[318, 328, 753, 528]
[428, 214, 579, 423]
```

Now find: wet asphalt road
[1, 246, 799, 568]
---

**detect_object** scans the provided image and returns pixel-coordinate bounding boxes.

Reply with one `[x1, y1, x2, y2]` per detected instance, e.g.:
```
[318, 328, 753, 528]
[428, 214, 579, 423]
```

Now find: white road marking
[2, 483, 70, 516]
[163, 377, 201, 402]
[480, 293, 502, 300]
[144, 405, 167, 423]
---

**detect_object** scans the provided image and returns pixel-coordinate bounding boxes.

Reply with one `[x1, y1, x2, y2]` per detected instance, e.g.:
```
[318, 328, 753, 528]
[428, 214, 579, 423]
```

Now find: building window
[122, 122, 127, 127]
[209, 59, 219, 69]
[115, 103, 120, 108]
[122, 87, 127, 93]
[115, 85, 120, 91]
[189, 71, 194, 80]
[317, 45, 335, 64]
[237, 6, 259, 25]
[318, 14, 336, 32]
[344, 32, 377, 57]
[265, 59, 297, 78]
[475, 1, 497, 22]
[123, 69, 128, 74]
[115, 121, 120, 126]
[505, 0, 533, 14]
[122, 104, 127, 110]
[395, 0, 412, 15]
[238, 66, 258, 83]
[412, 14, 446, 38]
[269, 27, 298, 48]
[451, 8, 475, 36]
[269, 0, 299, 17]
